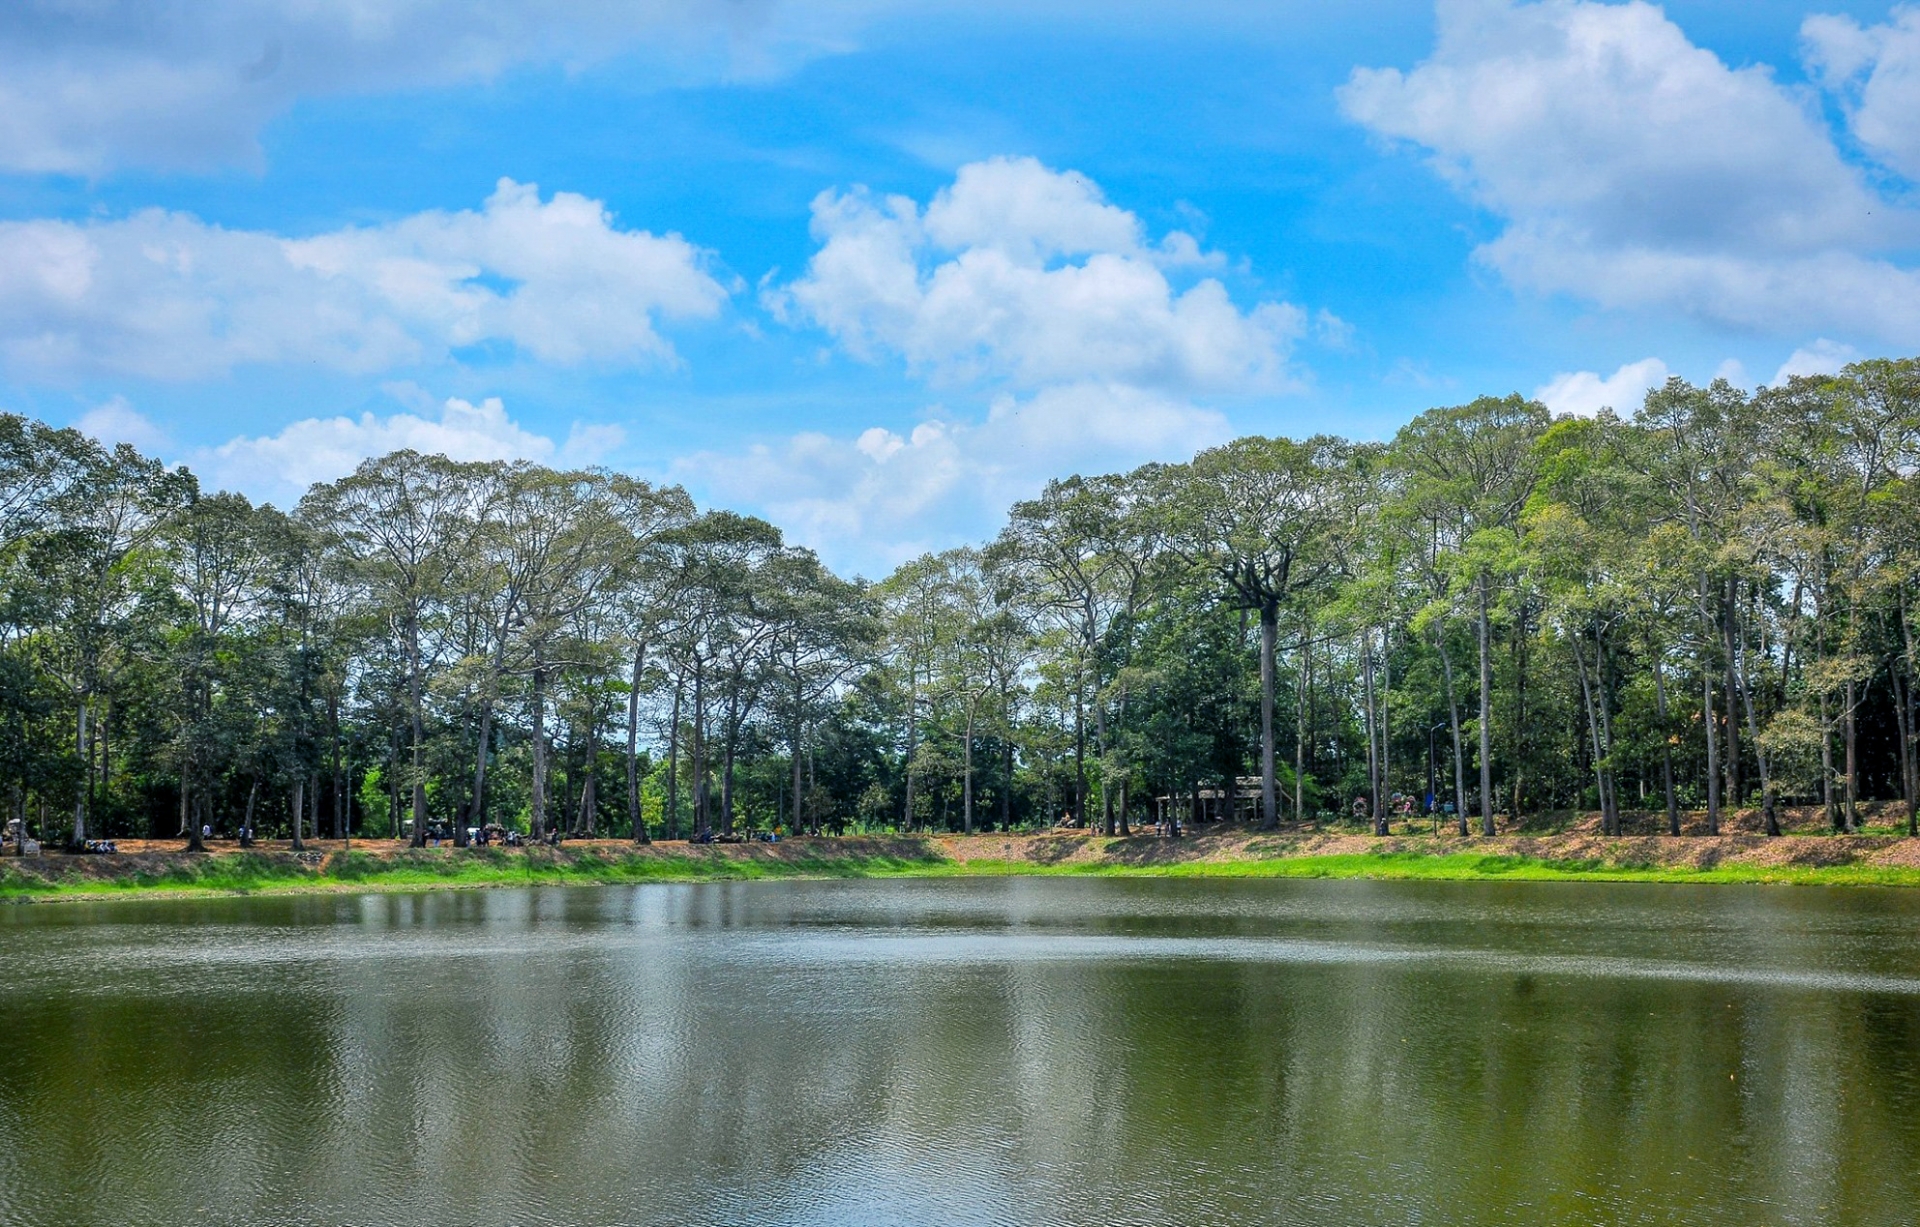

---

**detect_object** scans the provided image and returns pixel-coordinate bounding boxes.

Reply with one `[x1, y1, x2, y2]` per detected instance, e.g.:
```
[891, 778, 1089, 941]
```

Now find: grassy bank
[8, 827, 1920, 903]
[0, 841, 951, 902]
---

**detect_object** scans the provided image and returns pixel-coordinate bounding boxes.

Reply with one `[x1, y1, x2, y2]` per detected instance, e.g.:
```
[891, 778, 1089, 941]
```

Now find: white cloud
[749, 156, 1315, 568]
[1803, 7, 1920, 182]
[0, 3, 1388, 175]
[920, 158, 1143, 263]
[188, 395, 625, 506]
[1339, 0, 1920, 343]
[1771, 338, 1861, 385]
[770, 156, 1308, 394]
[0, 3, 898, 175]
[680, 382, 1228, 572]
[74, 395, 171, 453]
[1534, 357, 1669, 417]
[0, 179, 726, 381]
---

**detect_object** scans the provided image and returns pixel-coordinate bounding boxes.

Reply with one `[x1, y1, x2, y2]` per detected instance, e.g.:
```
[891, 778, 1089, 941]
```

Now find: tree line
[3, 357, 1917, 849]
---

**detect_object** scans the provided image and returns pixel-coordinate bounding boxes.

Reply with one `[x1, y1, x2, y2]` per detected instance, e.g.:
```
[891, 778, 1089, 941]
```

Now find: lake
[3, 877, 1919, 1226]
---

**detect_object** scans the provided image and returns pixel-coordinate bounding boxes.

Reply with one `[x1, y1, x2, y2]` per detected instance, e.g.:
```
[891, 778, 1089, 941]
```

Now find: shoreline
[9, 827, 1920, 903]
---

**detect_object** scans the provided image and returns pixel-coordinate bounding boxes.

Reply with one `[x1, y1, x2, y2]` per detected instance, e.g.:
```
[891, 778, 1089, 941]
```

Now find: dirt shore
[8, 815, 1920, 902]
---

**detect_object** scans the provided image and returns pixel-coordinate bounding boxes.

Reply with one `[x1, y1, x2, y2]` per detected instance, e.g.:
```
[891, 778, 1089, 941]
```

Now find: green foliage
[2, 358, 1920, 845]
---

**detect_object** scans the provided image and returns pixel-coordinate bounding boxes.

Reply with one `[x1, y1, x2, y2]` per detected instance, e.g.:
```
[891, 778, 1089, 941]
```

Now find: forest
[3, 358, 1918, 851]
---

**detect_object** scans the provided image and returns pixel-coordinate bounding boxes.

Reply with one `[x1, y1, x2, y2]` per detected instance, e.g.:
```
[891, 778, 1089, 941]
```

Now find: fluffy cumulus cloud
[1534, 356, 1670, 417]
[0, 2, 903, 174]
[681, 382, 1229, 573]
[717, 157, 1314, 566]
[1339, 0, 1920, 344]
[0, 179, 726, 381]
[771, 156, 1308, 393]
[1803, 6, 1920, 182]
[163, 394, 624, 506]
[1771, 337, 1862, 384]
[75, 394, 172, 453]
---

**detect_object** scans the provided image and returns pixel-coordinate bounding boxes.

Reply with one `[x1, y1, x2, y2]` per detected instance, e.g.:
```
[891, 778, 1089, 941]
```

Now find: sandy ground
[15, 807, 1920, 888]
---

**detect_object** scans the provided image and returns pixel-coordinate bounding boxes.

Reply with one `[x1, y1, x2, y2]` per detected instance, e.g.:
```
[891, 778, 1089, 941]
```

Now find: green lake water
[3, 877, 1919, 1226]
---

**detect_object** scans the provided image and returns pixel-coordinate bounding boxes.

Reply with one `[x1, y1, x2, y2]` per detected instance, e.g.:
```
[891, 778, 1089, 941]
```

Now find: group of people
[1351, 793, 1429, 819]
[688, 828, 783, 844]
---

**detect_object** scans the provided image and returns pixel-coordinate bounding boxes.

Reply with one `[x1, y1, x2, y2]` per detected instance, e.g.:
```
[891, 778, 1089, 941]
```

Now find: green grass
[6, 842, 1920, 903]
[0, 846, 959, 901]
[945, 850, 1920, 888]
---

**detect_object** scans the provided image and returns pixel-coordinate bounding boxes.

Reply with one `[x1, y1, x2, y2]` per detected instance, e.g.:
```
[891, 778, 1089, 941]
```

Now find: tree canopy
[4, 359, 1918, 846]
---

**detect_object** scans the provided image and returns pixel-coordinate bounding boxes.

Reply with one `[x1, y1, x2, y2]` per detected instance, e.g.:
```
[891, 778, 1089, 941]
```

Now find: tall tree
[1394, 395, 1550, 835]
[303, 452, 479, 847]
[1170, 435, 1364, 829]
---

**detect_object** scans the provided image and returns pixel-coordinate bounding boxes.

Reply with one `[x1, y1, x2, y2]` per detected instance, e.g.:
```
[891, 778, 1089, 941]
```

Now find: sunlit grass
[6, 841, 1920, 902]
[956, 851, 1920, 888]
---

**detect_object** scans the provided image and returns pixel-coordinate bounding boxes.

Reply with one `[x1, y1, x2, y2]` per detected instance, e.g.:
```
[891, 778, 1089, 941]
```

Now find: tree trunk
[1895, 668, 1916, 836]
[1362, 629, 1379, 832]
[720, 722, 737, 837]
[388, 727, 401, 839]
[577, 702, 598, 837]
[906, 662, 921, 831]
[1295, 627, 1309, 824]
[790, 716, 805, 839]
[185, 766, 206, 852]
[330, 693, 349, 843]
[692, 666, 709, 839]
[1509, 592, 1528, 819]
[408, 615, 427, 848]
[1477, 574, 1495, 836]
[467, 697, 495, 831]
[1653, 655, 1679, 836]
[666, 675, 683, 840]
[1896, 591, 1912, 841]
[530, 655, 548, 840]
[628, 643, 648, 843]
[1703, 670, 1721, 835]
[1722, 579, 1741, 812]
[70, 699, 88, 845]
[1072, 679, 1086, 830]
[1573, 631, 1611, 835]
[1001, 727, 1014, 833]
[1735, 631, 1780, 836]
[1694, 575, 1720, 835]
[1259, 604, 1278, 830]
[1821, 687, 1839, 831]
[1095, 671, 1114, 837]
[290, 777, 305, 851]
[1845, 676, 1860, 834]
[1115, 680, 1131, 836]
[720, 680, 742, 837]
[963, 696, 976, 835]
[1379, 633, 1392, 836]
[1436, 634, 1469, 837]
[1595, 627, 1621, 835]
[97, 697, 110, 841]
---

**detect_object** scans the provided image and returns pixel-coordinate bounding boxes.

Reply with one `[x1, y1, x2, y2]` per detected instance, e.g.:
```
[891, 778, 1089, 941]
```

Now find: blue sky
[2, 0, 1916, 575]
